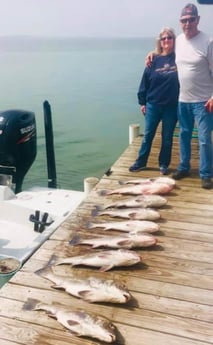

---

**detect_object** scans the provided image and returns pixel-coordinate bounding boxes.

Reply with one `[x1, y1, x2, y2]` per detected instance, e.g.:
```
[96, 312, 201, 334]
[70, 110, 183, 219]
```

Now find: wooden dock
[0, 128, 213, 345]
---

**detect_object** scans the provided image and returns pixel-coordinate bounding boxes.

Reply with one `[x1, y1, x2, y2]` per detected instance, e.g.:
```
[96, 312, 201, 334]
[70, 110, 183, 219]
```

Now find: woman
[129, 27, 179, 175]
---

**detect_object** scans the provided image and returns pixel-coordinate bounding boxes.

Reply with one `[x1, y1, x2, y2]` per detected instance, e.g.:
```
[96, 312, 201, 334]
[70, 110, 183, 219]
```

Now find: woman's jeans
[177, 102, 212, 179]
[136, 102, 177, 168]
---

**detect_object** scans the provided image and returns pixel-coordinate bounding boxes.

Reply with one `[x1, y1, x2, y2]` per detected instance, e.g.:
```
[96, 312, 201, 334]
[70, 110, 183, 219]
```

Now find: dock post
[84, 177, 99, 195]
[129, 124, 140, 144]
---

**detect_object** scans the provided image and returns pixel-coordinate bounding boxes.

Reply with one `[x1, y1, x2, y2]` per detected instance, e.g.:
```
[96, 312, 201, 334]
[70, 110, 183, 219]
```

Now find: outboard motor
[0, 110, 37, 193]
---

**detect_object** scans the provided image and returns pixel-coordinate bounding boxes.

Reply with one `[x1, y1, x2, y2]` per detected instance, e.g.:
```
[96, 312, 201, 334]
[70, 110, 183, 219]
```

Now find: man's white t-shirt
[176, 31, 213, 102]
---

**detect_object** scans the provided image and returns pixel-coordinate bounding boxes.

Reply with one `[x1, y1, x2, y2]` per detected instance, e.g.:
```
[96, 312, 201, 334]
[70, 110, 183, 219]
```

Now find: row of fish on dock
[25, 176, 176, 343]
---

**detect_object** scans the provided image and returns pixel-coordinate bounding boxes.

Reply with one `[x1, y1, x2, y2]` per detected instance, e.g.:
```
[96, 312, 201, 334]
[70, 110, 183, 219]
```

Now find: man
[172, 3, 213, 189]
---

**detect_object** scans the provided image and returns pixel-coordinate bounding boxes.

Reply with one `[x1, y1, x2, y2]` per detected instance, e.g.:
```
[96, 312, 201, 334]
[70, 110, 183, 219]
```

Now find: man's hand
[205, 98, 213, 113]
[145, 51, 156, 67]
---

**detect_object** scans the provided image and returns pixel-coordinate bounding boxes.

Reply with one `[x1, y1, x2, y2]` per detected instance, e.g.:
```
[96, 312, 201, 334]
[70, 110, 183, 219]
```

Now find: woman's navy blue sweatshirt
[137, 52, 179, 106]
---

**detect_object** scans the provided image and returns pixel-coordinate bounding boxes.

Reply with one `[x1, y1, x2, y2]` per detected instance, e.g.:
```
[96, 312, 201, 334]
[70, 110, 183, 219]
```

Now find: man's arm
[206, 39, 213, 112]
[145, 51, 157, 67]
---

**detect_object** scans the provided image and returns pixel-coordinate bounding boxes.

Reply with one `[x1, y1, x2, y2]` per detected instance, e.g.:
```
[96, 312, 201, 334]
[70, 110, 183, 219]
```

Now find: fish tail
[69, 234, 81, 246]
[86, 221, 95, 229]
[91, 206, 100, 217]
[35, 264, 52, 277]
[48, 254, 59, 266]
[95, 205, 104, 211]
[23, 298, 40, 311]
[99, 264, 112, 272]
[99, 189, 108, 196]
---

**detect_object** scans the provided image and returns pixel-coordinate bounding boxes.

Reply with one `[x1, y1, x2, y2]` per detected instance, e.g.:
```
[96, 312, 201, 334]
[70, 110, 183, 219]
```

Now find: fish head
[102, 280, 132, 303]
[118, 250, 142, 265]
[97, 319, 116, 343]
[114, 283, 132, 303]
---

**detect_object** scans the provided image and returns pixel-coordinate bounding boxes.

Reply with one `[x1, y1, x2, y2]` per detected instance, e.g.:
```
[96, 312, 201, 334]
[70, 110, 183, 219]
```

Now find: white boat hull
[0, 186, 85, 264]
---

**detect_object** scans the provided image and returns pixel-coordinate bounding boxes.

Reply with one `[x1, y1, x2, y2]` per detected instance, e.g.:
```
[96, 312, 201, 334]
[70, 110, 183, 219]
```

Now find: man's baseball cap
[180, 3, 199, 17]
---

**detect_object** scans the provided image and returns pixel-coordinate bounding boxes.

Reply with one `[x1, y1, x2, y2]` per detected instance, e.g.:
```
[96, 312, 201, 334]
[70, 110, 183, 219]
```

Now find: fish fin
[68, 329, 81, 336]
[135, 198, 144, 204]
[48, 313, 57, 319]
[69, 234, 81, 246]
[102, 226, 109, 230]
[87, 222, 106, 230]
[117, 240, 132, 247]
[91, 243, 102, 248]
[104, 204, 113, 209]
[67, 320, 81, 327]
[98, 252, 111, 258]
[52, 284, 64, 290]
[99, 265, 113, 272]
[128, 212, 138, 219]
[78, 290, 94, 300]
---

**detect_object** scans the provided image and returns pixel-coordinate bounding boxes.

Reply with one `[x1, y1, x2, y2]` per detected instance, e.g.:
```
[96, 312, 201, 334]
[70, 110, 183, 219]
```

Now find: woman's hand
[141, 105, 146, 115]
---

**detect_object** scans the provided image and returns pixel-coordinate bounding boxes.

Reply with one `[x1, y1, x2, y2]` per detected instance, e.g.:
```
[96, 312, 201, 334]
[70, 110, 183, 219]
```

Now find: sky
[0, 0, 212, 38]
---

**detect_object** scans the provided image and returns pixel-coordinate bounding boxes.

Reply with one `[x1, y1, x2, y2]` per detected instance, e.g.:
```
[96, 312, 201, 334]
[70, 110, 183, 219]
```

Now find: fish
[70, 232, 157, 249]
[102, 195, 167, 209]
[100, 182, 173, 196]
[35, 266, 131, 303]
[24, 298, 116, 343]
[152, 176, 176, 186]
[52, 250, 142, 271]
[119, 176, 176, 186]
[92, 207, 160, 220]
[87, 219, 160, 233]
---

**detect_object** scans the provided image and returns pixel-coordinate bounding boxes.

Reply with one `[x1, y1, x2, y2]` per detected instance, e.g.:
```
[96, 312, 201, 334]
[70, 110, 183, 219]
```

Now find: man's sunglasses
[180, 17, 197, 24]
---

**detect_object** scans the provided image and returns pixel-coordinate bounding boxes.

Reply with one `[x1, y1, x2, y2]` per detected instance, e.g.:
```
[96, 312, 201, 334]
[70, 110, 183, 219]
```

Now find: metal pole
[43, 100, 57, 188]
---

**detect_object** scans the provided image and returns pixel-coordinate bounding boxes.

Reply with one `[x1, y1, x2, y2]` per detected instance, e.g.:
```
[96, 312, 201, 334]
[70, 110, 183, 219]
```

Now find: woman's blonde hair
[155, 27, 176, 55]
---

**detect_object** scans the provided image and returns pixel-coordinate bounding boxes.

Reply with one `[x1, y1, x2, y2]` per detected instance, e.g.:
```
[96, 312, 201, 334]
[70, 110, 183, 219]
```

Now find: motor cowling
[0, 110, 37, 193]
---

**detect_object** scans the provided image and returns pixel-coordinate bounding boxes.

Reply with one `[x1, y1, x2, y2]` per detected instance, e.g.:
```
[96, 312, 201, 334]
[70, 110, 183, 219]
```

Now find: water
[0, 37, 154, 191]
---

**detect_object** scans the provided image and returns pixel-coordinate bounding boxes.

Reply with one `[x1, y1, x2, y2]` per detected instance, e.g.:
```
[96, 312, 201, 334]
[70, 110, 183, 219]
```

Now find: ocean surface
[0, 36, 154, 191]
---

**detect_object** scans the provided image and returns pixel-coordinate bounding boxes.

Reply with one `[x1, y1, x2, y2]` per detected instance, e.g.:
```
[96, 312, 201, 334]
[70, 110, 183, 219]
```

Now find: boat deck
[0, 128, 213, 345]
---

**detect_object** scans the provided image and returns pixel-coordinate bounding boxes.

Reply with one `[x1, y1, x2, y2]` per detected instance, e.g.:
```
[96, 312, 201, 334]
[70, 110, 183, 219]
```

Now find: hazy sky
[0, 0, 212, 38]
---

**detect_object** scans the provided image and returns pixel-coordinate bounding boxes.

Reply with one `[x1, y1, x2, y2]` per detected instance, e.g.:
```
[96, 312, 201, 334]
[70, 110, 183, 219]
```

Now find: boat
[0, 101, 85, 285]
